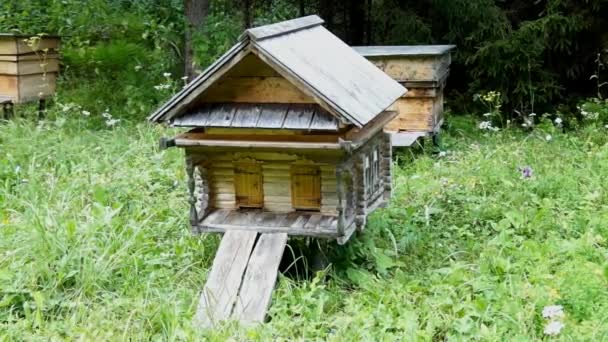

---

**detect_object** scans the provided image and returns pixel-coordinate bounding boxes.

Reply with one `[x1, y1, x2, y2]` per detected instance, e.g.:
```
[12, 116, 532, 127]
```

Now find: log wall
[188, 150, 340, 214]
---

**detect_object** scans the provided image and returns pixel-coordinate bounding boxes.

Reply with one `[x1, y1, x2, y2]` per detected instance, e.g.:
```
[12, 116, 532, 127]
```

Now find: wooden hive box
[353, 45, 455, 146]
[0, 34, 60, 103]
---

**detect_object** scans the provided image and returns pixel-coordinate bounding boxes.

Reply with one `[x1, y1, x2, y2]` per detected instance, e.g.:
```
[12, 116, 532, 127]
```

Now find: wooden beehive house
[353, 45, 455, 146]
[150, 16, 406, 326]
[0, 34, 60, 103]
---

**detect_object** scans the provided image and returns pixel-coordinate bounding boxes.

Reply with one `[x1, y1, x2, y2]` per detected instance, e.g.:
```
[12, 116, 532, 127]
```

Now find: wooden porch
[195, 208, 356, 241]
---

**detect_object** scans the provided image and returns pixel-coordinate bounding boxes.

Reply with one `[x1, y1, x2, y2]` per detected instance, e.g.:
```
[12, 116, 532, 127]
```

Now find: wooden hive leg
[38, 98, 46, 119]
[380, 133, 393, 200]
[2, 101, 14, 120]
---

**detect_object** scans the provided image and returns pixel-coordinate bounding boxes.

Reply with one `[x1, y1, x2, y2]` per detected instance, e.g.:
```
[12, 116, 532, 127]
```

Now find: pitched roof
[148, 15, 406, 128]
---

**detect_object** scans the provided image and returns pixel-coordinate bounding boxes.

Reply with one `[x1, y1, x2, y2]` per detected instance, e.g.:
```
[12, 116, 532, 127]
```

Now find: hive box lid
[0, 34, 61, 56]
[352, 45, 456, 57]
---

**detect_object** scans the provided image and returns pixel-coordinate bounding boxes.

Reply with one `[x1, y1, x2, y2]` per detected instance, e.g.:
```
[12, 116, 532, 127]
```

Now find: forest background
[1, 0, 607, 123]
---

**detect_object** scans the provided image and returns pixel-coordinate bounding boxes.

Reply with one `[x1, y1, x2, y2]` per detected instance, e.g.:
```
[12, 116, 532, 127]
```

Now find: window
[233, 161, 264, 208]
[364, 148, 381, 195]
[291, 165, 321, 211]
[372, 149, 380, 192]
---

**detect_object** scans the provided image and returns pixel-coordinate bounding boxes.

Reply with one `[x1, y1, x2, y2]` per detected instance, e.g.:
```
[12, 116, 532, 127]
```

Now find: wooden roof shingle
[171, 103, 339, 131]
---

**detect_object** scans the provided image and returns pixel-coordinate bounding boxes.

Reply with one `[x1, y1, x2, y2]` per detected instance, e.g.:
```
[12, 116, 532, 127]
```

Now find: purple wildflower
[519, 166, 533, 179]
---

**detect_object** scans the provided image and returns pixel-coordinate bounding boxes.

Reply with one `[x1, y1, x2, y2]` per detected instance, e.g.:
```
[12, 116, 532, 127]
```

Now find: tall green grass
[2, 113, 608, 340]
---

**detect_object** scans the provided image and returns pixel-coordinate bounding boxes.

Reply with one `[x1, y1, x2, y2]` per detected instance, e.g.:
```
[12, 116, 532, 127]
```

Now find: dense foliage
[1, 0, 607, 121]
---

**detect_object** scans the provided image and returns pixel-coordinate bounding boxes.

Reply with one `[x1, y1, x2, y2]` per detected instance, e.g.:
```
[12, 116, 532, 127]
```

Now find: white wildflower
[134, 65, 143, 71]
[81, 110, 90, 116]
[605, 124, 608, 129]
[545, 135, 552, 142]
[14, 165, 20, 173]
[482, 112, 492, 117]
[181, 76, 188, 81]
[554, 117, 563, 125]
[438, 151, 447, 158]
[479, 121, 500, 131]
[154, 84, 171, 91]
[102, 111, 112, 119]
[163, 72, 171, 78]
[544, 321, 564, 336]
[542, 305, 564, 319]
[529, 112, 537, 117]
[105, 118, 120, 127]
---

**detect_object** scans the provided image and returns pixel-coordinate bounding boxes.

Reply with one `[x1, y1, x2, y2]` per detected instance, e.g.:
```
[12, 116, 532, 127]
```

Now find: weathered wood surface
[175, 136, 342, 150]
[253, 24, 405, 127]
[234, 161, 264, 208]
[384, 97, 441, 132]
[0, 58, 59, 75]
[0, 34, 61, 55]
[352, 45, 456, 58]
[361, 54, 451, 82]
[193, 230, 258, 327]
[0, 35, 61, 103]
[198, 152, 338, 213]
[198, 209, 339, 238]
[197, 76, 314, 104]
[233, 233, 288, 324]
[172, 103, 338, 131]
[244, 15, 324, 41]
[389, 131, 426, 147]
[291, 164, 322, 210]
[354, 45, 453, 135]
[0, 73, 57, 103]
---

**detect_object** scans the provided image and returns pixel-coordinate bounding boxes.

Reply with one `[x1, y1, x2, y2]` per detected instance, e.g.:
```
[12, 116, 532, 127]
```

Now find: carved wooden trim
[186, 156, 199, 227]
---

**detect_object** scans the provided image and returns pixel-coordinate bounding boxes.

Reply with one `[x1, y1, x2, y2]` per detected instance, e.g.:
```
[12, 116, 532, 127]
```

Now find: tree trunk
[319, 0, 334, 31]
[347, 0, 365, 45]
[184, 0, 209, 82]
[299, 0, 305, 17]
[366, 0, 372, 44]
[243, 0, 252, 29]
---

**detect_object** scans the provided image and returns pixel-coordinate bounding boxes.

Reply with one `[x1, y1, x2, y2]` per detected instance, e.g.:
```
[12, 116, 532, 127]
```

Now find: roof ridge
[241, 15, 324, 41]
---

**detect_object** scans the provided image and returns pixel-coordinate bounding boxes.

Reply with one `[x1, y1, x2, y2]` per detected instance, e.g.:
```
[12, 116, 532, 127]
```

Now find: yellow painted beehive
[354, 45, 455, 143]
[0, 34, 60, 103]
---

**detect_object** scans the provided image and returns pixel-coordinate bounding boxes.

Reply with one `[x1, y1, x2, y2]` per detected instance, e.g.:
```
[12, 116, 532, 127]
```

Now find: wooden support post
[1, 100, 14, 120]
[193, 164, 210, 234]
[186, 157, 199, 227]
[38, 98, 46, 119]
[380, 132, 393, 199]
[354, 152, 367, 231]
[335, 166, 345, 238]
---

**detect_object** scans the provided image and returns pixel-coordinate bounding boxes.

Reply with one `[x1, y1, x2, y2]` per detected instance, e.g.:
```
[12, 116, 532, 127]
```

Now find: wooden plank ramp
[193, 230, 288, 328]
